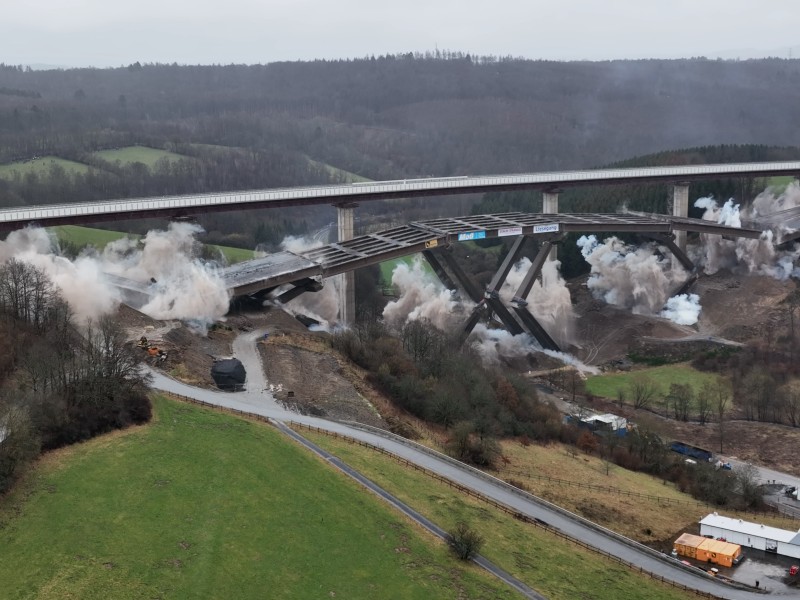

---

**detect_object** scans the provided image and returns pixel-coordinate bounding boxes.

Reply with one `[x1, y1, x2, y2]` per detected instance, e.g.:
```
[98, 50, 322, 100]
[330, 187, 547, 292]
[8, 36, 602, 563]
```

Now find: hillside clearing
[585, 363, 718, 403]
[93, 146, 189, 167]
[0, 156, 90, 179]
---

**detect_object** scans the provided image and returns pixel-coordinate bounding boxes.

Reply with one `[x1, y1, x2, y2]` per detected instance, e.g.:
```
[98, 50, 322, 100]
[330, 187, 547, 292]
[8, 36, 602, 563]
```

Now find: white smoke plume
[693, 194, 800, 279]
[500, 257, 576, 346]
[0, 223, 230, 328]
[577, 234, 688, 317]
[273, 235, 340, 328]
[100, 222, 229, 325]
[0, 227, 121, 325]
[383, 258, 467, 330]
[469, 323, 598, 373]
[660, 293, 702, 325]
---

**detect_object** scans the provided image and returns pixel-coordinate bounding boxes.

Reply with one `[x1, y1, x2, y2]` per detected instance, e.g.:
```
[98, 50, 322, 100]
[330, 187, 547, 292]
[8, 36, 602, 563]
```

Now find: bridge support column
[510, 240, 560, 351]
[336, 202, 358, 326]
[542, 190, 559, 261]
[672, 184, 689, 253]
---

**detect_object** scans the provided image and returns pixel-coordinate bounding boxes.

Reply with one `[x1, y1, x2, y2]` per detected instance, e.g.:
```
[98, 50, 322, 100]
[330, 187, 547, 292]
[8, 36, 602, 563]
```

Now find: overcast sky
[3, 0, 799, 68]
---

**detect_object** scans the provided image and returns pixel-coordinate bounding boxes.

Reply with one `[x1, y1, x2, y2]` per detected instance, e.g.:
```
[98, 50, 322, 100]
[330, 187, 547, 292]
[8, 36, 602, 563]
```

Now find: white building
[699, 513, 800, 559]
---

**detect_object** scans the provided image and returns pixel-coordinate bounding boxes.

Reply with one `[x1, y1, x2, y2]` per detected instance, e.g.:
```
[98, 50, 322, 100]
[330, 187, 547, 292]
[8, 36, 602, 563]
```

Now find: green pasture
[0, 396, 511, 600]
[306, 431, 702, 600]
[585, 363, 719, 402]
[93, 146, 188, 168]
[0, 156, 90, 180]
[51, 225, 253, 264]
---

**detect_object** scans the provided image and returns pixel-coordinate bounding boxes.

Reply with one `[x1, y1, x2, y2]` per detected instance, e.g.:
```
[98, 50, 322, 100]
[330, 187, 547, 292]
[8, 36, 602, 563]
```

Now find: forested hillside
[1, 54, 799, 248]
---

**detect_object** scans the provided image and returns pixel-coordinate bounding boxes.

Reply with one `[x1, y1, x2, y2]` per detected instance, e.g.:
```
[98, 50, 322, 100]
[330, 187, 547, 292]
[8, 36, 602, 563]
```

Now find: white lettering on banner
[498, 226, 523, 237]
[533, 223, 560, 234]
[457, 231, 487, 241]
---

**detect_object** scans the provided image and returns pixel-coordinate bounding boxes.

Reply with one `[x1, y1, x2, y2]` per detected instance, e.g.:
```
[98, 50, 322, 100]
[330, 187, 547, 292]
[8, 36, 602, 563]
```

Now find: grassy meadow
[304, 430, 707, 600]
[0, 396, 514, 600]
[93, 146, 188, 167]
[585, 363, 718, 403]
[0, 156, 90, 179]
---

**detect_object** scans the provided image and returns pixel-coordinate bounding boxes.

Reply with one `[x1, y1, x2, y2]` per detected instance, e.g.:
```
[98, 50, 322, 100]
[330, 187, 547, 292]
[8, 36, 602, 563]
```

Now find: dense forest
[0, 55, 799, 249]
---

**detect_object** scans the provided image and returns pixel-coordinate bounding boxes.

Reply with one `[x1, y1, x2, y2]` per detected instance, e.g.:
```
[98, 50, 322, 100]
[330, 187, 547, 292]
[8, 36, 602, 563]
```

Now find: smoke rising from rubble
[693, 189, 800, 279]
[383, 258, 467, 330]
[500, 257, 576, 346]
[577, 234, 693, 323]
[470, 323, 598, 374]
[0, 223, 230, 327]
[660, 293, 702, 325]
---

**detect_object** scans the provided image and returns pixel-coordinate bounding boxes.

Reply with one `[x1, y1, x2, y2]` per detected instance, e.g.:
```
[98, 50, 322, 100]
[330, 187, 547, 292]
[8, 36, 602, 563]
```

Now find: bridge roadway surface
[222, 212, 761, 297]
[0, 161, 798, 231]
[145, 329, 785, 599]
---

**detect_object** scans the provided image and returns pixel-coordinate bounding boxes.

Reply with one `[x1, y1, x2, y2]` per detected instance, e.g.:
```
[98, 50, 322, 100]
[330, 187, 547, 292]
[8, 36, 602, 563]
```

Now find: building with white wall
[699, 513, 800, 559]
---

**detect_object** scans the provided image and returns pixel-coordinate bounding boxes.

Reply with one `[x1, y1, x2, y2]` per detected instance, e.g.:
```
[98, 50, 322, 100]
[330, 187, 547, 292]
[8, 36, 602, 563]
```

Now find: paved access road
[146, 334, 787, 599]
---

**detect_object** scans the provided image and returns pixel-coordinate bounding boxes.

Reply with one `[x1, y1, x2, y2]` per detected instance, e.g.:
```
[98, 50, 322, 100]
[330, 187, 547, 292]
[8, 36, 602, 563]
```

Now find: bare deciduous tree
[630, 375, 659, 410]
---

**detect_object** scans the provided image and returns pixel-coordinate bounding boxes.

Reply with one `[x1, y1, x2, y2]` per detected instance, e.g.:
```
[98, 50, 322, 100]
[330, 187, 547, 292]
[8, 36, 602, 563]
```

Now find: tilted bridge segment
[221, 211, 761, 352]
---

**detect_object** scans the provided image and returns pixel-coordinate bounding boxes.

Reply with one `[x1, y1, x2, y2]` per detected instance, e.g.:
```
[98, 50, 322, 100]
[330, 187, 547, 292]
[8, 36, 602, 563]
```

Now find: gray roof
[700, 513, 800, 544]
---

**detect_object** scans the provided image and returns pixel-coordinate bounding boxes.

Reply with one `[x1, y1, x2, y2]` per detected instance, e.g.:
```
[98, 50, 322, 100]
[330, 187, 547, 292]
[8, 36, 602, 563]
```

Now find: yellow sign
[424, 239, 439, 249]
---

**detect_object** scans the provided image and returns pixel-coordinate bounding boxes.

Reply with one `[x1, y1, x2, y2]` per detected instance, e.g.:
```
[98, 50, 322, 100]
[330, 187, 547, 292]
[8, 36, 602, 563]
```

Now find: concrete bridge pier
[672, 183, 690, 252]
[336, 202, 358, 326]
[542, 189, 559, 261]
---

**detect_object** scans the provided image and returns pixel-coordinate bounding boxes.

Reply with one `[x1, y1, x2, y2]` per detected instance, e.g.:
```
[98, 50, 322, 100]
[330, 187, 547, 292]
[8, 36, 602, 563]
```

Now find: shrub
[447, 522, 484, 560]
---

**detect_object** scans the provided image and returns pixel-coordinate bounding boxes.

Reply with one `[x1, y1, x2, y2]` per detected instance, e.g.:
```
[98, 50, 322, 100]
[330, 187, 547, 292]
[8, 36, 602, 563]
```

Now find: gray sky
[3, 0, 799, 68]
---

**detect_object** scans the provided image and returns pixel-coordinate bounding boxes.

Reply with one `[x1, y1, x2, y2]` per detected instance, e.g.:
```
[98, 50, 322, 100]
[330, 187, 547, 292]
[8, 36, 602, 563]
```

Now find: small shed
[700, 513, 800, 559]
[673, 532, 742, 567]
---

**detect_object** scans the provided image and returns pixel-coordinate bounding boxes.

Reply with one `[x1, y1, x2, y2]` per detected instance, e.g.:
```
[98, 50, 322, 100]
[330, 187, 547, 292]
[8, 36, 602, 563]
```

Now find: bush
[447, 522, 484, 560]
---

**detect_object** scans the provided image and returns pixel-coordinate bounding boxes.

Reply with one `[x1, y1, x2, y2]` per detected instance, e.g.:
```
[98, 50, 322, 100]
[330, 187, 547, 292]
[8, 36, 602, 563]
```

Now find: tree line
[0, 260, 150, 494]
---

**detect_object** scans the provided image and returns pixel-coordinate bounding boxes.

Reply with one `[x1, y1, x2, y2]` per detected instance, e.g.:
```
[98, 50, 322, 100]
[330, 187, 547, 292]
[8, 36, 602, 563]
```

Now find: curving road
[146, 334, 788, 599]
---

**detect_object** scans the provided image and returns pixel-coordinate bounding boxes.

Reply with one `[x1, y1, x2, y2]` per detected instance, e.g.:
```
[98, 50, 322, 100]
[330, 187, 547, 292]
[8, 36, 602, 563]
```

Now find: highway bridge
[0, 161, 797, 231]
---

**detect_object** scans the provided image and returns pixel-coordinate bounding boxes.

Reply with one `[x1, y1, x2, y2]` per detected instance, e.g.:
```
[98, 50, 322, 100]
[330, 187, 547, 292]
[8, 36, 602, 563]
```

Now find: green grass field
[585, 363, 719, 402]
[305, 430, 703, 600]
[93, 146, 188, 168]
[0, 396, 513, 600]
[52, 225, 254, 264]
[0, 156, 90, 180]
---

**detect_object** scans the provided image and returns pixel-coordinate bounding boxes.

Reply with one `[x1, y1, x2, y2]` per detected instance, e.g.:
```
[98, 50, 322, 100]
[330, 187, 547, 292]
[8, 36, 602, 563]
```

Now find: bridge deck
[0, 161, 797, 231]
[222, 212, 762, 297]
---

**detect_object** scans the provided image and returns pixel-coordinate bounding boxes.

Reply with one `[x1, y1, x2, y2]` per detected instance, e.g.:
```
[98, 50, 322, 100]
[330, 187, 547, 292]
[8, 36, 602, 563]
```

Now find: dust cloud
[693, 189, 800, 279]
[500, 257, 576, 346]
[0, 223, 230, 327]
[382, 258, 467, 330]
[272, 235, 340, 328]
[577, 234, 692, 322]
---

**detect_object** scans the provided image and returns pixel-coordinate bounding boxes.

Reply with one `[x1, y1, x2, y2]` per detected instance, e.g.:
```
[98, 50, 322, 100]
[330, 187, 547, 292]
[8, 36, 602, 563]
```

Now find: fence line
[163, 391, 740, 599]
[290, 420, 727, 600]
[500, 466, 800, 522]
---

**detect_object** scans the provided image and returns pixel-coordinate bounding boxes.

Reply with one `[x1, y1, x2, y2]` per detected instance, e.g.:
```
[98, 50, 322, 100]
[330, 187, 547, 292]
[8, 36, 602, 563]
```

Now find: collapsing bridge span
[221, 211, 760, 351]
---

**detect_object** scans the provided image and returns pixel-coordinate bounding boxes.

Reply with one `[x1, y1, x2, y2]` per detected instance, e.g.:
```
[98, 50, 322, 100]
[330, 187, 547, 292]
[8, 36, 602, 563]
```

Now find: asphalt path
[145, 335, 789, 599]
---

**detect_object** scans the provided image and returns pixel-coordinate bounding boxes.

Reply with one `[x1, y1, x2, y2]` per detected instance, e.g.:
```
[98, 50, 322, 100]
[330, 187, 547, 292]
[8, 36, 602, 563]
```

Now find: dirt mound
[694, 272, 794, 340]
